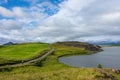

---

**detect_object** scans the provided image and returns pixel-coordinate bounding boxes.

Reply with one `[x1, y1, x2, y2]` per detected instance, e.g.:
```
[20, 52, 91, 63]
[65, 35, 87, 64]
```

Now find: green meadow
[0, 42, 120, 80]
[0, 43, 49, 65]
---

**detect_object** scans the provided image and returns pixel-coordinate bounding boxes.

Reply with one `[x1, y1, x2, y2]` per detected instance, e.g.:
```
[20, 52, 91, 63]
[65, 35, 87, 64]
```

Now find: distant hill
[3, 42, 15, 46]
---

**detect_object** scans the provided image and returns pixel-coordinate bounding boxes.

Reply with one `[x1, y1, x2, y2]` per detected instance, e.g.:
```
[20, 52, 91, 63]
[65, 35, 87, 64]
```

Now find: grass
[0, 67, 112, 80]
[111, 44, 120, 46]
[0, 43, 120, 80]
[0, 43, 49, 65]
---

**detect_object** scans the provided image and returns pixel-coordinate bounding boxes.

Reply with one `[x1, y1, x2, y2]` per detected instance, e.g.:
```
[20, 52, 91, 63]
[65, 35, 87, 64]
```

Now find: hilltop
[53, 41, 103, 52]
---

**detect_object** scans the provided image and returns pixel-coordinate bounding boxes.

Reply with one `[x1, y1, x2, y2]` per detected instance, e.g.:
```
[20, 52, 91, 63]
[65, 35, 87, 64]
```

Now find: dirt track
[0, 48, 54, 69]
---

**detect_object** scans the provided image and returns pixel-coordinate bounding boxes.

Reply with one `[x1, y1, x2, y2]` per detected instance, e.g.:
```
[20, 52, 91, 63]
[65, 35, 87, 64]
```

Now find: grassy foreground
[0, 43, 120, 80]
[0, 43, 49, 65]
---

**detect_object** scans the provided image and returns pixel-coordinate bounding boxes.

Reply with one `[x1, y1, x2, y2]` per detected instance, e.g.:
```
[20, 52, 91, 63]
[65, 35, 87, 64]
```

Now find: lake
[59, 47, 120, 69]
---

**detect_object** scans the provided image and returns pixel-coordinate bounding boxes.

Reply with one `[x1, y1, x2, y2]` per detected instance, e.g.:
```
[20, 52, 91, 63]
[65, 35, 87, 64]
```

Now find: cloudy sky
[0, 0, 120, 44]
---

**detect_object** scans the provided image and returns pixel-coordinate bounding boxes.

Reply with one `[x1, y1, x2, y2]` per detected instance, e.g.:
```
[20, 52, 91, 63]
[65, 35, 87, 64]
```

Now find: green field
[0, 43, 49, 65]
[0, 43, 120, 80]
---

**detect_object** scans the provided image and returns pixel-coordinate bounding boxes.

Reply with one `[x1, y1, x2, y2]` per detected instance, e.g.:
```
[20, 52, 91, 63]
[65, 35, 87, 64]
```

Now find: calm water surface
[59, 47, 120, 69]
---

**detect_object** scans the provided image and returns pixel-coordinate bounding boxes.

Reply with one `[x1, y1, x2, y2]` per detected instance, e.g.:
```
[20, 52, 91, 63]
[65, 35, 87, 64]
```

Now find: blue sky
[0, 0, 120, 44]
[0, 0, 64, 16]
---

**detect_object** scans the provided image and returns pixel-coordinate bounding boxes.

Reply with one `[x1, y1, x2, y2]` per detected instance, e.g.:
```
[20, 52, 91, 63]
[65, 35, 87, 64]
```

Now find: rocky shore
[54, 41, 103, 52]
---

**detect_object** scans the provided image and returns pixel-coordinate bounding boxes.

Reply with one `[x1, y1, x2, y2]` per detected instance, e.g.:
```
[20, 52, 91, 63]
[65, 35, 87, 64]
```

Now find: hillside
[53, 41, 103, 52]
[0, 42, 120, 80]
[0, 43, 49, 66]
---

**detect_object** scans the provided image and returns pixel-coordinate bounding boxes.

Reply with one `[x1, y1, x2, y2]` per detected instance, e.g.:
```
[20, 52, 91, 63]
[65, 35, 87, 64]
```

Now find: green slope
[0, 43, 49, 65]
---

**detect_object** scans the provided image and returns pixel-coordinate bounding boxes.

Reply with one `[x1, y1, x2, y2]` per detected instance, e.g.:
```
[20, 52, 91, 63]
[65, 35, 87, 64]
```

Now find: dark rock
[112, 69, 120, 74]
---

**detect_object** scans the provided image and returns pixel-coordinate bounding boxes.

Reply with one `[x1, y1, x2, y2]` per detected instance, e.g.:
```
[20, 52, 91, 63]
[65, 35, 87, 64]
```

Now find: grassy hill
[0, 43, 49, 65]
[0, 42, 120, 80]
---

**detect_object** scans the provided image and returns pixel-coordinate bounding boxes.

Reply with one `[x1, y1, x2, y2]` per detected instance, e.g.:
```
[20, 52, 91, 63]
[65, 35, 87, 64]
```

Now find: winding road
[0, 48, 54, 69]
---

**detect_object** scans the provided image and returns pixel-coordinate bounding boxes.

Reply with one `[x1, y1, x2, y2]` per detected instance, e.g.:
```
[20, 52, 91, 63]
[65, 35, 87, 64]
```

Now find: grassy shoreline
[0, 43, 120, 80]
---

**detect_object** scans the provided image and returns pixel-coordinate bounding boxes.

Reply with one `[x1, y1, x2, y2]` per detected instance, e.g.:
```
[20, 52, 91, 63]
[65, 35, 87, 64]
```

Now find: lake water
[59, 47, 120, 69]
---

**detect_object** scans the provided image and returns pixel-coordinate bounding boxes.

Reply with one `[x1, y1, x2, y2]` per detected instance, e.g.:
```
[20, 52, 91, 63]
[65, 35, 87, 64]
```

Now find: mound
[54, 41, 103, 52]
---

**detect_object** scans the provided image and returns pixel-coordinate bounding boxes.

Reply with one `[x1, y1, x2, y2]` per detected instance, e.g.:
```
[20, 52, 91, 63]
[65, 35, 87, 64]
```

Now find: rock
[112, 69, 120, 74]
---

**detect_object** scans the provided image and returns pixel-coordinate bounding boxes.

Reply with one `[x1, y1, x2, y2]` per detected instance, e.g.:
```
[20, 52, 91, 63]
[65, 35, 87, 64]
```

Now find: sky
[0, 0, 120, 44]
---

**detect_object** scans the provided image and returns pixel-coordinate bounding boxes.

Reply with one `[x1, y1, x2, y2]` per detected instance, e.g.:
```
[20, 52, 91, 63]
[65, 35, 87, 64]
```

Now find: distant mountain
[3, 42, 15, 46]
[89, 41, 120, 45]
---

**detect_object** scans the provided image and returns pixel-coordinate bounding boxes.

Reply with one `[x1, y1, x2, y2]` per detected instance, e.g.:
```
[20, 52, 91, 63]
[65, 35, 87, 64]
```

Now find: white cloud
[39, 0, 120, 42]
[101, 12, 120, 22]
[0, 5, 48, 30]
[0, 19, 25, 30]
[1, 0, 120, 43]
[0, 6, 13, 17]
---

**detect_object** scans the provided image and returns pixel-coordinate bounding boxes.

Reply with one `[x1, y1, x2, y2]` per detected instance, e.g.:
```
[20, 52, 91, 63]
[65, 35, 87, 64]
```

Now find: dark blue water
[59, 47, 120, 69]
